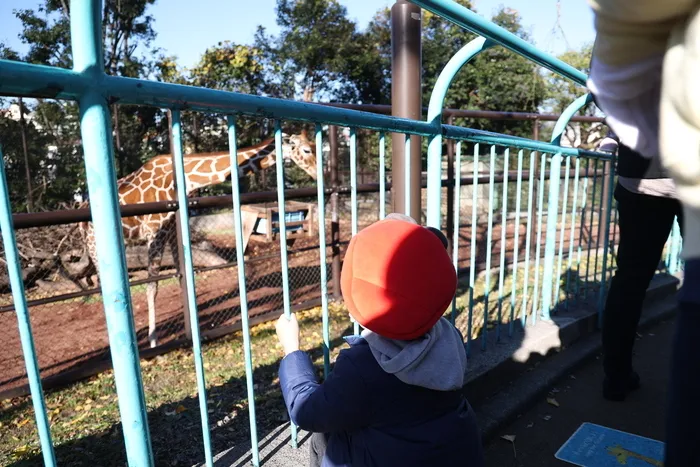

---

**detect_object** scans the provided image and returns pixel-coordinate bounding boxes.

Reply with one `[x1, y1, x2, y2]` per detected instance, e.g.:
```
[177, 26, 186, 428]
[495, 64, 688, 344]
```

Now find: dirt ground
[0, 215, 615, 396]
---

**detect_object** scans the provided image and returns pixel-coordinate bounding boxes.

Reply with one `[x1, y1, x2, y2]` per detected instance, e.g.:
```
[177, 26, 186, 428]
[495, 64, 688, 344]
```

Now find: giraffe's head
[282, 130, 317, 180]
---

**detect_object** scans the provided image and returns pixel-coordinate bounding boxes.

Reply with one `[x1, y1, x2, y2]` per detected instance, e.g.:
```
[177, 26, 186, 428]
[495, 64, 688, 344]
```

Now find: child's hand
[276, 313, 300, 356]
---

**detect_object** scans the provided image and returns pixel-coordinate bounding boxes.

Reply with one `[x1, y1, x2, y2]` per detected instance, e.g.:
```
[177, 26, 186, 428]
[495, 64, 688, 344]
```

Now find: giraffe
[78, 130, 317, 347]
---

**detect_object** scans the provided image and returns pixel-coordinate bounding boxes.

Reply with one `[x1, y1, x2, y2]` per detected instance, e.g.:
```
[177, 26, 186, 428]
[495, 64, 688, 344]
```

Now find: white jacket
[587, 0, 700, 260]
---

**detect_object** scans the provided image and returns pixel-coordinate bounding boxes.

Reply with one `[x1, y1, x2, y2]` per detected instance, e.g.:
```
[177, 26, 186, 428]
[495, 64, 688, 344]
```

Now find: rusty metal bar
[11, 169, 605, 230]
[0, 273, 180, 313]
[329, 125, 342, 299]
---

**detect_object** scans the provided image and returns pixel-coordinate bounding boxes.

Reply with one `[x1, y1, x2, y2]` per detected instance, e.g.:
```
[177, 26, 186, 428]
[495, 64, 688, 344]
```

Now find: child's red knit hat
[340, 214, 457, 340]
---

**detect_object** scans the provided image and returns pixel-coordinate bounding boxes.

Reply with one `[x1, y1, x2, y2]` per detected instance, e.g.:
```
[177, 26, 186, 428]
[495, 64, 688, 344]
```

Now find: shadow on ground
[10, 263, 615, 466]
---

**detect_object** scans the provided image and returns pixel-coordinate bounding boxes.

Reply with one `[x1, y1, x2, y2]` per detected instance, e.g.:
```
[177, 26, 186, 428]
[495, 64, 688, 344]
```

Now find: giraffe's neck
[182, 137, 278, 191]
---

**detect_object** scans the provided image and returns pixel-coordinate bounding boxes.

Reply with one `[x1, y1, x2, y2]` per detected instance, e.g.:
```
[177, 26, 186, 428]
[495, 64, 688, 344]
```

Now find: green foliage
[467, 8, 546, 137]
[260, 0, 357, 101]
[546, 43, 594, 114]
[0, 0, 582, 212]
[0, 102, 54, 212]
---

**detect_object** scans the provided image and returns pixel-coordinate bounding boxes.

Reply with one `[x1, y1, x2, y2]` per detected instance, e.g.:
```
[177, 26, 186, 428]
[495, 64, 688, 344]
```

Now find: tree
[546, 43, 594, 115]
[11, 0, 165, 201]
[256, 0, 357, 102]
[333, 10, 392, 105]
[0, 98, 54, 212]
[542, 43, 605, 148]
[467, 7, 546, 137]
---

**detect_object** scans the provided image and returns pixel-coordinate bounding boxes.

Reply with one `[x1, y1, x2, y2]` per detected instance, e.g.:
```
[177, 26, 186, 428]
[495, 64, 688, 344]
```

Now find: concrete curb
[472, 274, 680, 443]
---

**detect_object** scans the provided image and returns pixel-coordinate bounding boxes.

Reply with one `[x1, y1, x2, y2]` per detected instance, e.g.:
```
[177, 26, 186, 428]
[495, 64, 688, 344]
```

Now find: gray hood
[361, 317, 467, 391]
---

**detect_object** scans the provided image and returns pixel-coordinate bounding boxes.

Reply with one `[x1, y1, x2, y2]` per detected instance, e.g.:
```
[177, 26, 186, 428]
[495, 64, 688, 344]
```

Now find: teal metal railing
[0, 0, 684, 466]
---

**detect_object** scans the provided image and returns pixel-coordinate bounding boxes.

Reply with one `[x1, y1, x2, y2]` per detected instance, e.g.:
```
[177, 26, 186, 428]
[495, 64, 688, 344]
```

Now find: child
[275, 213, 484, 467]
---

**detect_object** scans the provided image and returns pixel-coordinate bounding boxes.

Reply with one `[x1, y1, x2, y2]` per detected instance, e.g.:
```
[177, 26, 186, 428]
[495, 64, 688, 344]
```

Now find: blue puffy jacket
[279, 336, 484, 467]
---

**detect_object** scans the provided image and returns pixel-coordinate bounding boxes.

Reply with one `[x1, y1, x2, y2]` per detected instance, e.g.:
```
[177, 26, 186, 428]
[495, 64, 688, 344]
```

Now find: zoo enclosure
[0, 1, 685, 467]
[0, 108, 613, 402]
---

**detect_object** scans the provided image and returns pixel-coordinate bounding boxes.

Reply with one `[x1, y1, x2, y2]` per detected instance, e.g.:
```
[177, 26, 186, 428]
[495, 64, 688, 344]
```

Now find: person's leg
[664, 258, 700, 466]
[309, 432, 329, 467]
[602, 184, 678, 400]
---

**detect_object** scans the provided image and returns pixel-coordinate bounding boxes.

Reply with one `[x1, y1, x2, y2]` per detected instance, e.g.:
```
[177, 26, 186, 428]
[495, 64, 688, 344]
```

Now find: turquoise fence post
[404, 134, 412, 216]
[0, 144, 57, 467]
[548, 94, 591, 313]
[315, 124, 331, 377]
[350, 128, 360, 335]
[566, 158, 582, 309]
[554, 156, 571, 310]
[585, 160, 599, 300]
[669, 217, 682, 275]
[521, 152, 536, 327]
[170, 111, 214, 467]
[379, 133, 386, 220]
[531, 154, 547, 325]
[550, 95, 593, 146]
[467, 144, 480, 354]
[598, 153, 616, 325]
[593, 163, 606, 294]
[451, 141, 463, 325]
[541, 153, 563, 321]
[482, 145, 497, 349]
[497, 148, 510, 341]
[510, 150, 524, 335]
[575, 161, 590, 303]
[71, 1, 154, 464]
[426, 37, 493, 229]
[227, 116, 260, 466]
[273, 121, 299, 449]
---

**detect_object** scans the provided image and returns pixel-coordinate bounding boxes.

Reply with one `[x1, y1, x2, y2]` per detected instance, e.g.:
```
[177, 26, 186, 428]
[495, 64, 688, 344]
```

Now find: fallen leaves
[165, 404, 188, 417]
[65, 412, 89, 426]
[547, 397, 560, 408]
[501, 434, 517, 458]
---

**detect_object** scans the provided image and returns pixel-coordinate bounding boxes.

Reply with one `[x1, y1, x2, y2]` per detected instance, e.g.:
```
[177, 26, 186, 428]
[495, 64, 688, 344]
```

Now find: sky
[0, 0, 596, 69]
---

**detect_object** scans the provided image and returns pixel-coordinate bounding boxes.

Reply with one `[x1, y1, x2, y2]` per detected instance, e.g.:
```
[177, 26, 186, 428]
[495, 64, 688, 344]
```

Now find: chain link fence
[1, 118, 656, 399]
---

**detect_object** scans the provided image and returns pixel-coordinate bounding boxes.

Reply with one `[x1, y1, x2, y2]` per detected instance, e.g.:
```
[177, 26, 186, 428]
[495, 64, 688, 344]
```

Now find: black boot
[603, 370, 640, 402]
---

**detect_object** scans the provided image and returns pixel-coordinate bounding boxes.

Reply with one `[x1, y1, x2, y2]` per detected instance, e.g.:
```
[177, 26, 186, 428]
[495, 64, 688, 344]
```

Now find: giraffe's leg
[86, 232, 99, 288]
[167, 226, 180, 276]
[240, 209, 258, 256]
[146, 233, 167, 348]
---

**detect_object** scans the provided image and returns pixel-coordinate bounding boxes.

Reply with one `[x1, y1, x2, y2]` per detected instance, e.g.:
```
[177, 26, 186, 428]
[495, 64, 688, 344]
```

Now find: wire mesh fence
[1, 131, 684, 399]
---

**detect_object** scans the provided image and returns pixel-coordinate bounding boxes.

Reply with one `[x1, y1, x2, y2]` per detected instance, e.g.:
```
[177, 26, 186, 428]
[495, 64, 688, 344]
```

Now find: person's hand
[276, 313, 300, 356]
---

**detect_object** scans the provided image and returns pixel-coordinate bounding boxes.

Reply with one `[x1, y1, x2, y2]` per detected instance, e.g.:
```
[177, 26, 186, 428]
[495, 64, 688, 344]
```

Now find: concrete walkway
[484, 317, 675, 467]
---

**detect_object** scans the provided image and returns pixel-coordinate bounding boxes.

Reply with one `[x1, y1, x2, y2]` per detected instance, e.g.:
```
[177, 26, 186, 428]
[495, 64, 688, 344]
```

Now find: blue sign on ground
[555, 422, 664, 466]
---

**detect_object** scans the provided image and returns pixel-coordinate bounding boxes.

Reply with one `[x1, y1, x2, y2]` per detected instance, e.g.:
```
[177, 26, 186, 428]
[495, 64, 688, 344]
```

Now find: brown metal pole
[168, 110, 192, 340]
[329, 125, 342, 299]
[446, 116, 455, 255]
[391, 0, 422, 221]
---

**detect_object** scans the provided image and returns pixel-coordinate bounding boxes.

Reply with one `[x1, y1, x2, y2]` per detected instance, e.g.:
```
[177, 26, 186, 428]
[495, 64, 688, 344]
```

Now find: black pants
[602, 183, 683, 380]
[665, 259, 700, 465]
[310, 432, 328, 467]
